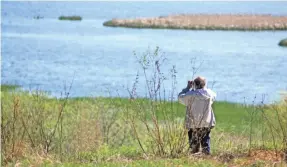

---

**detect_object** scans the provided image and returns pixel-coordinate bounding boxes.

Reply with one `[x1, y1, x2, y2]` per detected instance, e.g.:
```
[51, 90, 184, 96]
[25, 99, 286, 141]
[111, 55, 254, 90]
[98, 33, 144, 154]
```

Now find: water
[1, 1, 287, 103]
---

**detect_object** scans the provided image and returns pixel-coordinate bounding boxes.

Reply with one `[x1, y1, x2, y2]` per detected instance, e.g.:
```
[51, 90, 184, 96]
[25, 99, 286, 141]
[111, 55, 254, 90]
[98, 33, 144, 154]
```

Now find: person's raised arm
[178, 81, 193, 105]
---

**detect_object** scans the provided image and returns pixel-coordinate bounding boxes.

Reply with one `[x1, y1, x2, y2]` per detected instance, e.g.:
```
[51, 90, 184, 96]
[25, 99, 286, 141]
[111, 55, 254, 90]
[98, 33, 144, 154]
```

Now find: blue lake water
[1, 1, 287, 103]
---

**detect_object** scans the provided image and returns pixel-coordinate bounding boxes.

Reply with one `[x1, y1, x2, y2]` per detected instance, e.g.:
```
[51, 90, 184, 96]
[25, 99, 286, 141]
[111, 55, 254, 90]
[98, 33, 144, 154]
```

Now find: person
[178, 76, 216, 155]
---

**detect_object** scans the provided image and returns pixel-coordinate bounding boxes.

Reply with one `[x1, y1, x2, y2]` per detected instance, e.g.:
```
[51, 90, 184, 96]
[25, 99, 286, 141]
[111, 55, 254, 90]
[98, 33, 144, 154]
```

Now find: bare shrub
[245, 94, 287, 162]
[124, 47, 191, 158]
[1, 88, 72, 163]
[262, 100, 287, 162]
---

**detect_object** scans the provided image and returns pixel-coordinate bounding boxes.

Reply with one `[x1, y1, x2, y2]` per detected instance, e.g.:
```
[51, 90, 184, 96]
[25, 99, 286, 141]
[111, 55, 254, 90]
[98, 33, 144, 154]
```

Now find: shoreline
[103, 14, 287, 31]
[0, 84, 280, 105]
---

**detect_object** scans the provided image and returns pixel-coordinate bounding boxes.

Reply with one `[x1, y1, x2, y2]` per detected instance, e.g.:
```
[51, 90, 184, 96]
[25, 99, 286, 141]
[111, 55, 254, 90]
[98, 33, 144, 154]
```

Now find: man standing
[178, 76, 216, 155]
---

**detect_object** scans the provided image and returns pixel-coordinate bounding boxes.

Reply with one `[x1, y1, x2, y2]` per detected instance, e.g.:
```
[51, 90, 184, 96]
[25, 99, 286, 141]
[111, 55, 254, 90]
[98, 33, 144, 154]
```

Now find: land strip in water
[103, 14, 287, 31]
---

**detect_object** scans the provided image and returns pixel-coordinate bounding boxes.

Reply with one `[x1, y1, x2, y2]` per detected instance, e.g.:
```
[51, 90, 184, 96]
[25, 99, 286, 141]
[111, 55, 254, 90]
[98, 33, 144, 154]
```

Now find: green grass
[13, 158, 223, 167]
[9, 156, 282, 167]
[93, 158, 223, 167]
[68, 97, 253, 133]
[0, 85, 271, 131]
[1, 84, 286, 166]
[58, 16, 82, 21]
[0, 85, 259, 136]
[1, 84, 20, 91]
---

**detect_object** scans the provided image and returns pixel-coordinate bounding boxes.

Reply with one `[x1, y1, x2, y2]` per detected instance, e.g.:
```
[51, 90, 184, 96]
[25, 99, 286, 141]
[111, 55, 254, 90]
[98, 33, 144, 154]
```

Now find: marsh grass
[58, 16, 82, 21]
[103, 14, 287, 31]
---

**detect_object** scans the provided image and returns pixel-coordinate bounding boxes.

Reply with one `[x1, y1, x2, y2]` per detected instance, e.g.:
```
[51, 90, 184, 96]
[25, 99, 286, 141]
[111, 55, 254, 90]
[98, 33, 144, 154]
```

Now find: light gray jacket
[178, 87, 216, 129]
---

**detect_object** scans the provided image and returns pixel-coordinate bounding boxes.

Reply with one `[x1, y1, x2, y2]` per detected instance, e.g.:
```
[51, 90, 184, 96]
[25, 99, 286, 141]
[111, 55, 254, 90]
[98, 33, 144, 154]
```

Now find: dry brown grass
[233, 150, 285, 167]
[70, 117, 102, 154]
[104, 14, 287, 30]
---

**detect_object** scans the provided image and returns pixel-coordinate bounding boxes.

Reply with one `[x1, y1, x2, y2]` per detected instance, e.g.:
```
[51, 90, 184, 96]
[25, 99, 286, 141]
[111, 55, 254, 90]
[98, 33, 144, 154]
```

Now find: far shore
[103, 14, 287, 31]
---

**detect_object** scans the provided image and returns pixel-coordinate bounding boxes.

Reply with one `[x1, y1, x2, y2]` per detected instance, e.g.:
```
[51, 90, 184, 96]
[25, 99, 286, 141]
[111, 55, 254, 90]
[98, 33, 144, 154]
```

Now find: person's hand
[186, 80, 193, 89]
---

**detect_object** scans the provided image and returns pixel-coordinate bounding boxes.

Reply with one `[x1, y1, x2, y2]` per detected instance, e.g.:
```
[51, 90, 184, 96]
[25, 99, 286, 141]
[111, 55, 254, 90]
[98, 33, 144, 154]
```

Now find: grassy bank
[1, 85, 286, 166]
[1, 84, 20, 92]
[103, 14, 287, 31]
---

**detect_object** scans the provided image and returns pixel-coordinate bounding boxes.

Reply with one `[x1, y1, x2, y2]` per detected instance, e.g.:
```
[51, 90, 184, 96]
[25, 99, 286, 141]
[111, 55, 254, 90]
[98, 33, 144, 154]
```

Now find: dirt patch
[249, 150, 283, 162]
[186, 150, 285, 166]
[221, 150, 285, 166]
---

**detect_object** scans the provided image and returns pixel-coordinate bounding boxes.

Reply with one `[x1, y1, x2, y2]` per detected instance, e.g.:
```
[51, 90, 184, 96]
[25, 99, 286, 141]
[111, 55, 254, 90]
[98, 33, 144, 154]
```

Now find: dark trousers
[188, 128, 211, 154]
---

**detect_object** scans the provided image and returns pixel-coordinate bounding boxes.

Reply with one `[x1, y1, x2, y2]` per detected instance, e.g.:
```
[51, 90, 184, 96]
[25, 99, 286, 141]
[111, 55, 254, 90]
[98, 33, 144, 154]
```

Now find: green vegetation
[279, 38, 287, 47]
[2, 86, 286, 166]
[1, 84, 20, 91]
[58, 16, 82, 21]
